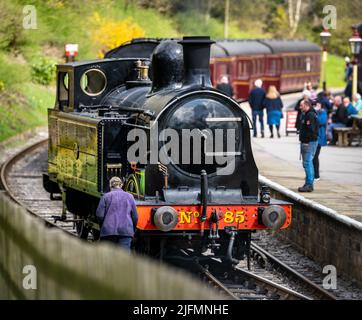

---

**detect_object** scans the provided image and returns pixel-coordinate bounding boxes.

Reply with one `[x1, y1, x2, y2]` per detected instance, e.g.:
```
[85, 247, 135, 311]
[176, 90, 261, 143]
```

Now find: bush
[91, 12, 145, 57]
[31, 56, 56, 85]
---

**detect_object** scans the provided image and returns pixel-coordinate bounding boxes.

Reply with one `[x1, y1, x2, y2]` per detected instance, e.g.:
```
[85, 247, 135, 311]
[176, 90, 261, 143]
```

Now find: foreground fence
[260, 175, 362, 286]
[0, 193, 220, 299]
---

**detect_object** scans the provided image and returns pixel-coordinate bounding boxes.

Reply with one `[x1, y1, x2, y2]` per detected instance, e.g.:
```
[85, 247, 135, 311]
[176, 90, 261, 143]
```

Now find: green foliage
[0, 83, 54, 141]
[0, 53, 30, 88]
[31, 56, 57, 85]
[265, 5, 290, 38]
[0, 1, 24, 50]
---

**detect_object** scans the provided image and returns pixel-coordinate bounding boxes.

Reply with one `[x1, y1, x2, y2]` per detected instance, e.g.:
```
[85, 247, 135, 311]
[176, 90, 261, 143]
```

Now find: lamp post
[320, 29, 331, 92]
[349, 26, 362, 99]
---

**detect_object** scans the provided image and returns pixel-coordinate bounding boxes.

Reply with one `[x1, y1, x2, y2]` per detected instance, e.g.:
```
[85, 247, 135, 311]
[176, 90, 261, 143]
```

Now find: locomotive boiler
[43, 36, 292, 264]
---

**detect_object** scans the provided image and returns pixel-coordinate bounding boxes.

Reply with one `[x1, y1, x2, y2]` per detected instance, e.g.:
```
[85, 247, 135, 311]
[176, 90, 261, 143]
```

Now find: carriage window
[270, 60, 276, 75]
[237, 61, 248, 79]
[80, 69, 107, 96]
[283, 58, 288, 71]
[218, 63, 228, 76]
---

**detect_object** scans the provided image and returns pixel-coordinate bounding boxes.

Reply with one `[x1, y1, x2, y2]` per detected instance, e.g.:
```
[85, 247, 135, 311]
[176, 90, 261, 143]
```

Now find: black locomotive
[43, 36, 292, 264]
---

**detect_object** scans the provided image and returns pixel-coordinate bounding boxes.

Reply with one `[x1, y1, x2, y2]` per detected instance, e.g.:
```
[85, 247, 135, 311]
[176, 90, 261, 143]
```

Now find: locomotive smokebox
[179, 36, 215, 87]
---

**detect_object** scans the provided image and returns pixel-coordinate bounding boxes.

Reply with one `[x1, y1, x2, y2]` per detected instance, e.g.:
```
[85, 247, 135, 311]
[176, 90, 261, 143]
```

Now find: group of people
[294, 85, 361, 192]
[217, 77, 285, 139]
[248, 79, 284, 138]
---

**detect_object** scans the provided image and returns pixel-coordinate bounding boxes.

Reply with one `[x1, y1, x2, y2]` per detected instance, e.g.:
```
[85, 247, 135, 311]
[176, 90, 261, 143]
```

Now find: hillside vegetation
[0, 0, 350, 141]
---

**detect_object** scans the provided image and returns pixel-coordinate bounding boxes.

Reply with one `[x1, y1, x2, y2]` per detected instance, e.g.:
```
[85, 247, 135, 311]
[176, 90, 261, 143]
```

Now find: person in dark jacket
[248, 79, 266, 138]
[344, 76, 353, 100]
[320, 90, 333, 114]
[327, 96, 349, 145]
[313, 101, 328, 181]
[216, 75, 234, 98]
[344, 57, 353, 82]
[294, 90, 311, 132]
[263, 85, 283, 138]
[298, 100, 319, 192]
[96, 176, 138, 251]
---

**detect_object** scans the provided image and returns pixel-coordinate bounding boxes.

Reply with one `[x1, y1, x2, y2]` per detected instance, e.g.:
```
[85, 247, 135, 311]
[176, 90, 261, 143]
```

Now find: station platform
[241, 92, 362, 223]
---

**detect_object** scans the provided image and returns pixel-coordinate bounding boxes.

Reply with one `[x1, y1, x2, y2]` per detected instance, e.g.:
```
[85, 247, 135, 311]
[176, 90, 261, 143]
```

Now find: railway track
[0, 139, 75, 235]
[167, 245, 337, 300]
[197, 260, 311, 300]
[250, 242, 337, 300]
[1, 139, 339, 300]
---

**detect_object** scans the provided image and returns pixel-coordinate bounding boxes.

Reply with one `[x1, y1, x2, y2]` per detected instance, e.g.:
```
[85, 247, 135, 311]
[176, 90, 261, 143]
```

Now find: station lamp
[320, 29, 331, 91]
[349, 26, 362, 99]
[349, 26, 362, 56]
[320, 29, 331, 48]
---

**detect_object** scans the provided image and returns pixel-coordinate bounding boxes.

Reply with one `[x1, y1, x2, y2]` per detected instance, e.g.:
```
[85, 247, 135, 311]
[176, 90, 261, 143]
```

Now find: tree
[288, 0, 302, 37]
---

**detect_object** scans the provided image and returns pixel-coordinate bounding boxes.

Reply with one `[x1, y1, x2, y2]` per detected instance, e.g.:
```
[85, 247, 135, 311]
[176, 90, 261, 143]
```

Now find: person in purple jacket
[96, 176, 138, 252]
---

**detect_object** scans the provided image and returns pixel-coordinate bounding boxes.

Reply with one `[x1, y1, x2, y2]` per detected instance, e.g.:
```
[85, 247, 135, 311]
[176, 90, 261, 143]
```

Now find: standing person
[327, 96, 348, 145]
[248, 79, 266, 138]
[344, 75, 362, 100]
[216, 75, 234, 98]
[298, 100, 319, 192]
[96, 176, 138, 252]
[295, 90, 311, 132]
[320, 90, 333, 114]
[263, 85, 283, 138]
[344, 57, 353, 82]
[344, 75, 353, 100]
[313, 101, 327, 181]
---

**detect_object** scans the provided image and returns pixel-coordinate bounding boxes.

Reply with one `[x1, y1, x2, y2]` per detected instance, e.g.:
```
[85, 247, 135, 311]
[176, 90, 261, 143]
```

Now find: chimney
[178, 36, 215, 87]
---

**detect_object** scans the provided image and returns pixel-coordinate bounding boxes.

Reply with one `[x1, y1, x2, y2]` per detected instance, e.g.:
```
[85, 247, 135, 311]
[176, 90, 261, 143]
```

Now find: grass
[0, 83, 54, 141]
[323, 54, 346, 89]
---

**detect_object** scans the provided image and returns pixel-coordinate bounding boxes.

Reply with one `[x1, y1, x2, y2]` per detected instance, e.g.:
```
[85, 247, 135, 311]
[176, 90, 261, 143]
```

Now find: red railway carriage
[211, 40, 271, 100]
[261, 40, 321, 93]
[210, 39, 321, 101]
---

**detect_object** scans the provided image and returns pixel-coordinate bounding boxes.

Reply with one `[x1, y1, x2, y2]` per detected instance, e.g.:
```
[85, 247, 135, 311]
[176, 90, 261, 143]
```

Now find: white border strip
[259, 174, 362, 232]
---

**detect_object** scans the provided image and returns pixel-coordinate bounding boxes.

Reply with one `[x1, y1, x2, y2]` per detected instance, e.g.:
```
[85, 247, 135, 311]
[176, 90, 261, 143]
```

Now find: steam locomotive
[43, 36, 292, 264]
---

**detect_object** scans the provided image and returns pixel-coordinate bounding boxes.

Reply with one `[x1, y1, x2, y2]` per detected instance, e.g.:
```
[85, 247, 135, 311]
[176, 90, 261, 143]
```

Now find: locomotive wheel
[76, 218, 89, 240]
[125, 174, 141, 199]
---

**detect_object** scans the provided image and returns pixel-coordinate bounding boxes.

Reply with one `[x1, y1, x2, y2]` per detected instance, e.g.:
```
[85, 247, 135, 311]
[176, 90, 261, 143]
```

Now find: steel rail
[232, 265, 311, 300]
[251, 242, 337, 300]
[0, 139, 74, 233]
[196, 262, 239, 300]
